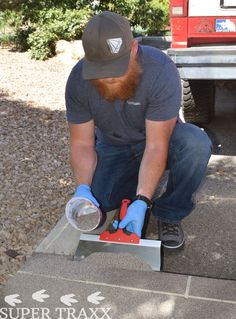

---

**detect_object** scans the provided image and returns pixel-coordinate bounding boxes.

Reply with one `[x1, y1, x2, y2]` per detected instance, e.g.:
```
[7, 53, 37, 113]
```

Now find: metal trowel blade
[75, 233, 162, 271]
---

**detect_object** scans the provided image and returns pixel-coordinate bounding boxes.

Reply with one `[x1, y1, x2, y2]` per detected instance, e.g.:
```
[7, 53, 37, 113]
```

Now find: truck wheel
[182, 80, 215, 124]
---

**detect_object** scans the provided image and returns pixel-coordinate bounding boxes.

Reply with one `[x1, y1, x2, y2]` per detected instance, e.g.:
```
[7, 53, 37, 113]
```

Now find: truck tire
[182, 80, 215, 124]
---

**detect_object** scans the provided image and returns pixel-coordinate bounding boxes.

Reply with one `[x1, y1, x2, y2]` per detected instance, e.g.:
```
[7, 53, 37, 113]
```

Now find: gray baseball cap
[82, 11, 133, 80]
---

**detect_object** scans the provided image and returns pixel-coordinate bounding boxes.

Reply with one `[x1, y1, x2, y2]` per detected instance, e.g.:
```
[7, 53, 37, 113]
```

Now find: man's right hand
[74, 184, 100, 207]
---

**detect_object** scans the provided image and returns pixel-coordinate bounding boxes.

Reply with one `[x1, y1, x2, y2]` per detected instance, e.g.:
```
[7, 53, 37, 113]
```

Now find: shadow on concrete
[201, 85, 236, 156]
[147, 156, 236, 280]
[160, 154, 236, 280]
[149, 85, 236, 280]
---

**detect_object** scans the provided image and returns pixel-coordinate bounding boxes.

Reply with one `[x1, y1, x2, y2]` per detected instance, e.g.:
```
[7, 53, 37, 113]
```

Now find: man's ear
[130, 40, 138, 58]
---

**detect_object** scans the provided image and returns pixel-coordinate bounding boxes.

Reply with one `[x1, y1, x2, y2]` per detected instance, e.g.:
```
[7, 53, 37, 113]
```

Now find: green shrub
[27, 7, 92, 60]
[0, 10, 21, 29]
[19, 1, 91, 26]
[93, 0, 170, 35]
[0, 33, 15, 47]
[27, 29, 56, 60]
[0, 10, 22, 48]
[14, 25, 35, 51]
[94, 0, 137, 19]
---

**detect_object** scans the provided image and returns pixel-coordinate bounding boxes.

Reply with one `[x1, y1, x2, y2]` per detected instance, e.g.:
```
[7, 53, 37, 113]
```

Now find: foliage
[18, 1, 89, 25]
[93, 0, 137, 19]
[93, 0, 170, 34]
[0, 33, 16, 47]
[0, 10, 21, 29]
[133, 0, 170, 35]
[0, 10, 21, 47]
[14, 25, 35, 52]
[27, 7, 92, 60]
[0, 0, 24, 11]
[0, 0, 89, 12]
[0, 0, 170, 60]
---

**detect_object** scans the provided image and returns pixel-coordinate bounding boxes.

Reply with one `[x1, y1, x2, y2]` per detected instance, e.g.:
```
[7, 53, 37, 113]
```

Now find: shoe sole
[161, 238, 185, 250]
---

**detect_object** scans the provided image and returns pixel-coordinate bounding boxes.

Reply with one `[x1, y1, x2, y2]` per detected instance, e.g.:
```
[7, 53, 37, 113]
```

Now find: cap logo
[107, 38, 122, 54]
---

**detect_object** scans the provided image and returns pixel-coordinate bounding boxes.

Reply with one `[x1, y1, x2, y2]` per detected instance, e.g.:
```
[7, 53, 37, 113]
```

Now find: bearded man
[65, 11, 212, 249]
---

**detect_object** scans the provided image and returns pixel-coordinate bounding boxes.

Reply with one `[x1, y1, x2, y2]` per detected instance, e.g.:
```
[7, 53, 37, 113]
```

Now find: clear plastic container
[65, 197, 104, 232]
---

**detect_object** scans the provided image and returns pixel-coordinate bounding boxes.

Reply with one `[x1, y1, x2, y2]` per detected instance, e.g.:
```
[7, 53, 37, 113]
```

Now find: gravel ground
[0, 49, 76, 284]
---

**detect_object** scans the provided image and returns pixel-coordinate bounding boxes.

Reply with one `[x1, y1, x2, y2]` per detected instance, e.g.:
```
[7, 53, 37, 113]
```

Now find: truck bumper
[167, 46, 236, 79]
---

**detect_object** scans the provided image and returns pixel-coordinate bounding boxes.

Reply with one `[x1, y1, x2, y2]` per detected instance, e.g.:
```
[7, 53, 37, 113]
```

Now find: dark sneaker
[158, 221, 185, 249]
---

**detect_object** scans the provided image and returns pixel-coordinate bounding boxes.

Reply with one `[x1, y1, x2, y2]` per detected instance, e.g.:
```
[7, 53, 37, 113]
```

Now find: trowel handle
[119, 199, 131, 220]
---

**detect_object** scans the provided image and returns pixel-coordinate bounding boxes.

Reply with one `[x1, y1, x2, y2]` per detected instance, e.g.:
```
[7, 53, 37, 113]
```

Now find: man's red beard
[91, 57, 142, 102]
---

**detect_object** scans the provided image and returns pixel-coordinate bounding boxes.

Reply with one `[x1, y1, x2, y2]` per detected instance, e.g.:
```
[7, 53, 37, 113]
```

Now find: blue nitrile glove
[73, 184, 100, 207]
[116, 200, 148, 238]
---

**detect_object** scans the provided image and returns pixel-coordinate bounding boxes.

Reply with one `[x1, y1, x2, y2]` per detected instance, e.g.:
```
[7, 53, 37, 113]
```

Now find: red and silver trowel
[73, 198, 162, 271]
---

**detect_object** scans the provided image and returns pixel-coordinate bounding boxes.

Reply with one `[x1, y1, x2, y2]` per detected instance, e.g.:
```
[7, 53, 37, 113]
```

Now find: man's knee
[186, 125, 212, 159]
[172, 123, 212, 160]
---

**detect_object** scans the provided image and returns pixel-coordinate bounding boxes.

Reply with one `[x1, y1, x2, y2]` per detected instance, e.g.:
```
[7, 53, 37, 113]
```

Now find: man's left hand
[117, 200, 148, 237]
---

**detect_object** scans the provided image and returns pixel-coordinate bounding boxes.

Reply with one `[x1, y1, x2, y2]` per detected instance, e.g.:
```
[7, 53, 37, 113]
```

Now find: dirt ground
[0, 49, 76, 283]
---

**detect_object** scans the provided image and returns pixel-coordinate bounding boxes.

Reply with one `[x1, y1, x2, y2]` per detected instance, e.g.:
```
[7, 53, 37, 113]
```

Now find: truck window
[189, 0, 236, 17]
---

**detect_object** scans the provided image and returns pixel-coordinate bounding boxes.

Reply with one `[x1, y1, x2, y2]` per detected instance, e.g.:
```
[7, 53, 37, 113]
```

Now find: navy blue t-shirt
[65, 45, 181, 145]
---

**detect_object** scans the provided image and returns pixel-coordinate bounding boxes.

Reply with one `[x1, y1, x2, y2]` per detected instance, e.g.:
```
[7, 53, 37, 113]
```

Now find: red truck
[167, 0, 236, 123]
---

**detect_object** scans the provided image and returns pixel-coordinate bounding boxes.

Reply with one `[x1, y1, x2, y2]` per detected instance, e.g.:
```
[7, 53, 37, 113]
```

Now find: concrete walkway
[0, 253, 236, 319]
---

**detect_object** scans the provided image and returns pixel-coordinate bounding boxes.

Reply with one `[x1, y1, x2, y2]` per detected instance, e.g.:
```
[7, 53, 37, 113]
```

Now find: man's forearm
[70, 144, 97, 186]
[137, 147, 168, 200]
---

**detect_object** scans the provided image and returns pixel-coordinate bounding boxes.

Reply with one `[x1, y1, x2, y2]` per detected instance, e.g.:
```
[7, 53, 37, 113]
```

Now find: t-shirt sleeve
[146, 61, 182, 121]
[65, 66, 92, 124]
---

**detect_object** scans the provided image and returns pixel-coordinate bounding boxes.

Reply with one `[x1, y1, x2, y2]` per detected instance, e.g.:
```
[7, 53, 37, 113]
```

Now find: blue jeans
[91, 123, 212, 223]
